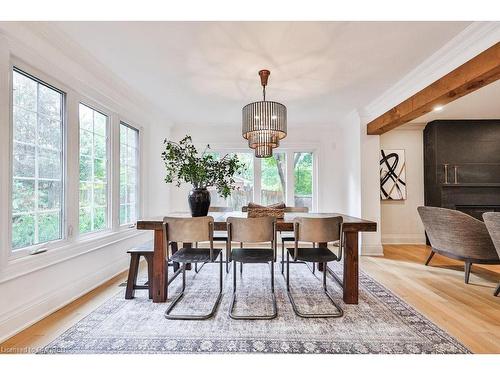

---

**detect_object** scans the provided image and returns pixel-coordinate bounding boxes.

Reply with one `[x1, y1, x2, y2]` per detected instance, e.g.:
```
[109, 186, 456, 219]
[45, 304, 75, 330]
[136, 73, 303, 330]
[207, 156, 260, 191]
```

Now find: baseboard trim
[361, 244, 384, 256]
[382, 234, 426, 245]
[0, 257, 129, 345]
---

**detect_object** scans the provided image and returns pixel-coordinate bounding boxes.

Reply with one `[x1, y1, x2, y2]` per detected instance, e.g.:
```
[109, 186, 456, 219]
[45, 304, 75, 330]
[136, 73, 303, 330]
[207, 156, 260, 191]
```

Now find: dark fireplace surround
[424, 120, 500, 221]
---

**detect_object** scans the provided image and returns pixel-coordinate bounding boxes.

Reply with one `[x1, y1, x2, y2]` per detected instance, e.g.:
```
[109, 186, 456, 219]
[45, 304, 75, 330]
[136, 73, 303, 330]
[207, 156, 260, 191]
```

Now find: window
[261, 152, 286, 205]
[11, 68, 64, 250]
[294, 152, 313, 211]
[79, 104, 109, 234]
[206, 152, 254, 211]
[228, 152, 254, 210]
[120, 122, 139, 225]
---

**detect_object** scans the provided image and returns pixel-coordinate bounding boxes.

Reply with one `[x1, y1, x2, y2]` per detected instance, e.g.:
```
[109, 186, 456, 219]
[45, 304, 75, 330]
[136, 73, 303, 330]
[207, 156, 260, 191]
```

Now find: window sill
[0, 227, 149, 284]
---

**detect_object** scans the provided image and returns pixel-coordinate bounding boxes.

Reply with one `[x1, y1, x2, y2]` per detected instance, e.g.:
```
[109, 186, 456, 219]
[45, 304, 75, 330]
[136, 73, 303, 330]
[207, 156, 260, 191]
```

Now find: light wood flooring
[1, 245, 499, 354]
[362, 245, 500, 353]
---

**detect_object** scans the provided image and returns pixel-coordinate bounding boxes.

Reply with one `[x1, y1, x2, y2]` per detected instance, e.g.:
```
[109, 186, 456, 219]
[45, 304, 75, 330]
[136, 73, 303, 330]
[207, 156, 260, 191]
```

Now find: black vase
[188, 188, 211, 217]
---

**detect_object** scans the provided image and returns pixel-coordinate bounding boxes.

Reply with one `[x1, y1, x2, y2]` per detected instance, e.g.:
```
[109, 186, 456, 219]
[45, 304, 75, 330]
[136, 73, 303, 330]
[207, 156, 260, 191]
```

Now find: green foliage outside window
[162, 135, 246, 198]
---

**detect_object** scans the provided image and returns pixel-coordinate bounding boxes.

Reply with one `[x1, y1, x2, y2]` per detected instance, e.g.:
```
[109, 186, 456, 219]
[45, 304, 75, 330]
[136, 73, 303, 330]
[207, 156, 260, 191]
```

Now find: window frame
[291, 151, 315, 212]
[206, 149, 256, 210]
[199, 146, 317, 211]
[118, 121, 141, 228]
[4, 57, 144, 265]
[77, 102, 112, 237]
[8, 63, 68, 259]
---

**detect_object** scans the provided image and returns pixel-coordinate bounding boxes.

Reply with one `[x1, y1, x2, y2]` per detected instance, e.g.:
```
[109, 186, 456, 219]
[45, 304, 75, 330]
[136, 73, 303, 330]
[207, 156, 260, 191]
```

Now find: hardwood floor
[0, 263, 146, 354]
[1, 245, 499, 354]
[361, 245, 500, 354]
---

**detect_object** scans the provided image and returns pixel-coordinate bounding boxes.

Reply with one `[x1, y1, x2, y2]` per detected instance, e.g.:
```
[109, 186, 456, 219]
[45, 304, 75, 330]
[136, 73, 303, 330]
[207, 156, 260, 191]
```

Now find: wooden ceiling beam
[367, 42, 500, 135]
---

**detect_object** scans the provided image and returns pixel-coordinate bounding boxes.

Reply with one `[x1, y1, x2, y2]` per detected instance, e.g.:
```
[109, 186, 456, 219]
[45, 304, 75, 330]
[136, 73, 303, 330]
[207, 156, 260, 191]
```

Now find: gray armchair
[417, 206, 500, 284]
[483, 212, 500, 296]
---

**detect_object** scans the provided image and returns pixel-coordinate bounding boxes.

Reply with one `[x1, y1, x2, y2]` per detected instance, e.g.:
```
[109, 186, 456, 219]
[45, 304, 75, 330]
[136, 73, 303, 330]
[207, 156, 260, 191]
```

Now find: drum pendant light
[242, 69, 287, 158]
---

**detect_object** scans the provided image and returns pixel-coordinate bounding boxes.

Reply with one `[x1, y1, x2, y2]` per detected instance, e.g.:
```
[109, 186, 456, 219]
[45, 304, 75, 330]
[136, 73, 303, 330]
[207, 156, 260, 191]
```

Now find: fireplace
[455, 205, 500, 221]
[424, 120, 500, 221]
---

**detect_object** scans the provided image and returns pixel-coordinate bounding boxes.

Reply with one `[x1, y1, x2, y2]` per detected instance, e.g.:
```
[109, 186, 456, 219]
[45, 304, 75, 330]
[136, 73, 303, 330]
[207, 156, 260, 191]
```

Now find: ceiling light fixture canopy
[242, 69, 287, 158]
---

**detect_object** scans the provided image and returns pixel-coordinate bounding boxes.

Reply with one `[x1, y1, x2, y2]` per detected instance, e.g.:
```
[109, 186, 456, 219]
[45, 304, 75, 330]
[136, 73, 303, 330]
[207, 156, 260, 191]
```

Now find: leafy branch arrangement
[161, 135, 245, 198]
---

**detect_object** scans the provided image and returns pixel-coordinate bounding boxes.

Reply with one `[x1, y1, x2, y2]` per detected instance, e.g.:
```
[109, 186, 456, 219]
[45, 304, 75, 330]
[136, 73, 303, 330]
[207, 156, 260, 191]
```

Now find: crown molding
[0, 22, 169, 127]
[363, 21, 500, 122]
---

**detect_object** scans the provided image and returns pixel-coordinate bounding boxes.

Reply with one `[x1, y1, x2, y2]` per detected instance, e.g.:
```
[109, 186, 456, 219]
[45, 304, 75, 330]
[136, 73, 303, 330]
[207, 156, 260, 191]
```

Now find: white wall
[380, 125, 426, 244]
[359, 23, 500, 254]
[0, 24, 164, 342]
[143, 121, 172, 218]
[359, 114, 383, 256]
[167, 121, 362, 218]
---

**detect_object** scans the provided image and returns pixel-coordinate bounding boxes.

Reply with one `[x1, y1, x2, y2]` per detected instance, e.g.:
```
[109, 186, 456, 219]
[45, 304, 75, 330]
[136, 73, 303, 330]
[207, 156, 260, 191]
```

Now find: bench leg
[125, 254, 140, 299]
[146, 254, 154, 299]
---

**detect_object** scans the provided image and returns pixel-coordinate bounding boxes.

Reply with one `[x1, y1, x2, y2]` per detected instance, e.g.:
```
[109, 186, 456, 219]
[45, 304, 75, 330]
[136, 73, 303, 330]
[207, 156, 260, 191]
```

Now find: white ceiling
[51, 21, 471, 126]
[410, 78, 500, 124]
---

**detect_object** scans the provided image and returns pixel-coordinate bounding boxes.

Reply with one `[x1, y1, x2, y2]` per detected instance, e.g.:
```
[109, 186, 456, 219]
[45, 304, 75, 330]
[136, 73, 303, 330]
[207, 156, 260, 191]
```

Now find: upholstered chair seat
[171, 248, 223, 263]
[417, 206, 500, 284]
[231, 248, 274, 263]
[286, 247, 338, 263]
[483, 212, 500, 296]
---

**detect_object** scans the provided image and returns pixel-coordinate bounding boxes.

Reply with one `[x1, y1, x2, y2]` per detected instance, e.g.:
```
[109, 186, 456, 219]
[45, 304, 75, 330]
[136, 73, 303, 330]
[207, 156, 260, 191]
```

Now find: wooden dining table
[137, 211, 377, 305]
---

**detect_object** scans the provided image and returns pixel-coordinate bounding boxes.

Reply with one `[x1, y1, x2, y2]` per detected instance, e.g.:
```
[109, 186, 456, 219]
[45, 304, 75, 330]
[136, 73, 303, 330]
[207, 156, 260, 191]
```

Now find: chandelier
[242, 69, 287, 158]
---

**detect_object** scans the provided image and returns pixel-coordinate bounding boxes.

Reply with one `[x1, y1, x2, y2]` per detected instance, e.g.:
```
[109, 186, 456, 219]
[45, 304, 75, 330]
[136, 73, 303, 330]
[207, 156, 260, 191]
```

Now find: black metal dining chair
[279, 206, 315, 274]
[227, 216, 278, 320]
[194, 206, 233, 274]
[164, 216, 223, 320]
[286, 216, 344, 318]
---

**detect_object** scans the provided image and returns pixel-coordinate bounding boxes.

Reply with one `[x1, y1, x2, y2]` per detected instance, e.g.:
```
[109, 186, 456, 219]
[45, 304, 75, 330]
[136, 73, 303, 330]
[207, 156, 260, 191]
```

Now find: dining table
[136, 211, 377, 305]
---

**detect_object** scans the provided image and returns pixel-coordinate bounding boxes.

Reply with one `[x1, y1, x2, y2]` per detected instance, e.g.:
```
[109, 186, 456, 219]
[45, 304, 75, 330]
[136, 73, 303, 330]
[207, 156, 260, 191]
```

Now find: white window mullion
[34, 83, 40, 244]
[253, 155, 261, 204]
[312, 152, 318, 212]
[286, 150, 294, 207]
[66, 93, 80, 241]
[111, 114, 120, 231]
[0, 35, 10, 264]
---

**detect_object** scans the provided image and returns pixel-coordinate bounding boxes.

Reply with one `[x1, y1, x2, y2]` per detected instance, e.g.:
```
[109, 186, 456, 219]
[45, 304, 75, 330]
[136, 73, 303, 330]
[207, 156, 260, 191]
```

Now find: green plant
[161, 135, 245, 198]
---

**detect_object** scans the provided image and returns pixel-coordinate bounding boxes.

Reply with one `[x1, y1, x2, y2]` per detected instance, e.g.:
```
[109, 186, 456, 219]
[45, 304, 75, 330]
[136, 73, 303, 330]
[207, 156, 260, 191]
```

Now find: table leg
[343, 231, 359, 304]
[152, 228, 167, 303]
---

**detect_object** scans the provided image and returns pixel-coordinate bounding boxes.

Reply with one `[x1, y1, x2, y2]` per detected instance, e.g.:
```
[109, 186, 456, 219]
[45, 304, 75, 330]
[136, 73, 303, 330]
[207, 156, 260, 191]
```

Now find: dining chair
[279, 206, 315, 274]
[286, 216, 344, 318]
[163, 216, 223, 320]
[194, 206, 233, 274]
[482, 212, 500, 296]
[227, 216, 278, 320]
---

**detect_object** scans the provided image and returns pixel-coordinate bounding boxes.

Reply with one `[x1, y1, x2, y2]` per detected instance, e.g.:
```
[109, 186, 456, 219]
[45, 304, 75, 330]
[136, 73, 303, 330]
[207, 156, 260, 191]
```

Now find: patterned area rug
[40, 261, 470, 354]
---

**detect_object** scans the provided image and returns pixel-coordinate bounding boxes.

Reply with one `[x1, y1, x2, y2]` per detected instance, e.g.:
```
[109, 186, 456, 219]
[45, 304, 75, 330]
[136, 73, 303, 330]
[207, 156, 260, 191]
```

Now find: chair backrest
[284, 206, 309, 213]
[163, 216, 213, 243]
[483, 212, 500, 259]
[417, 206, 498, 260]
[209, 206, 233, 212]
[227, 216, 276, 243]
[294, 216, 343, 243]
